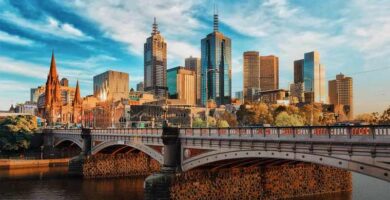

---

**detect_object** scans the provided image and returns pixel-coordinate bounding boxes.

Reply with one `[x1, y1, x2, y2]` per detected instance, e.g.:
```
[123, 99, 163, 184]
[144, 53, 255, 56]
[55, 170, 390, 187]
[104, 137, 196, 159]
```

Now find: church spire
[73, 80, 82, 106]
[49, 51, 58, 78]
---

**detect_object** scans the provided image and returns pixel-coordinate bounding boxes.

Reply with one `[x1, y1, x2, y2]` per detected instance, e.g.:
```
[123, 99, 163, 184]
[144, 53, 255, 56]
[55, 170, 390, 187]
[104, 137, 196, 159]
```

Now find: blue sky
[0, 0, 389, 114]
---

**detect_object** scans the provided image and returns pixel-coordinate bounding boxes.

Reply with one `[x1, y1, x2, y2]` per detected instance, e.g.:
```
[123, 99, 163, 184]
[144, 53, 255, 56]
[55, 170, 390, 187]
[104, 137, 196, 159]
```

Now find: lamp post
[203, 68, 219, 128]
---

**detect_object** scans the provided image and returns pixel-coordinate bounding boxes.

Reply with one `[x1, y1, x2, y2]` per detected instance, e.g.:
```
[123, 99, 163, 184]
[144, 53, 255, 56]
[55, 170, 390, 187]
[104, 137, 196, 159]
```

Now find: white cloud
[61, 0, 204, 65]
[0, 12, 92, 40]
[0, 30, 35, 46]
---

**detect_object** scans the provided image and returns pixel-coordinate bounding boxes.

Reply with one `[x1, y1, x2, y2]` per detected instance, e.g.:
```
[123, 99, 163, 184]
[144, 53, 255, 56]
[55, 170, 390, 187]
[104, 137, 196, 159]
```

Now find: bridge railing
[90, 128, 163, 136]
[179, 125, 390, 142]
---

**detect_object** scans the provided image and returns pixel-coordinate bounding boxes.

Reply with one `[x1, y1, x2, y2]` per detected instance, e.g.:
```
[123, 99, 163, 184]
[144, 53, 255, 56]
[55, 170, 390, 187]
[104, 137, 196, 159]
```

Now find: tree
[274, 112, 304, 127]
[0, 115, 38, 151]
[217, 120, 229, 128]
[355, 113, 378, 124]
[192, 117, 206, 128]
[218, 111, 237, 127]
[379, 106, 390, 125]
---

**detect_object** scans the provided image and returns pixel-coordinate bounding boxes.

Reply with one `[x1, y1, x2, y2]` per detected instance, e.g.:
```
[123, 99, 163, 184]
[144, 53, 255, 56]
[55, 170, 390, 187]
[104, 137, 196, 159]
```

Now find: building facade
[303, 51, 326, 103]
[30, 86, 45, 103]
[256, 89, 290, 104]
[329, 73, 353, 119]
[167, 67, 196, 106]
[93, 70, 129, 102]
[243, 51, 261, 102]
[144, 18, 168, 98]
[185, 56, 201, 105]
[260, 55, 279, 91]
[294, 59, 304, 84]
[136, 81, 144, 92]
[201, 12, 232, 106]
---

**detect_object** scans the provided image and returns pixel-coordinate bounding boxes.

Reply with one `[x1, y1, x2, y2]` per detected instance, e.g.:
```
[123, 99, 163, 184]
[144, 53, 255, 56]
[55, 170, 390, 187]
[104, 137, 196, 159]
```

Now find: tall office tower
[329, 73, 353, 119]
[260, 55, 279, 91]
[30, 85, 45, 103]
[201, 10, 232, 106]
[303, 51, 326, 103]
[185, 56, 201, 105]
[136, 82, 144, 92]
[243, 51, 261, 102]
[144, 18, 167, 98]
[93, 70, 129, 102]
[167, 66, 196, 105]
[294, 59, 304, 84]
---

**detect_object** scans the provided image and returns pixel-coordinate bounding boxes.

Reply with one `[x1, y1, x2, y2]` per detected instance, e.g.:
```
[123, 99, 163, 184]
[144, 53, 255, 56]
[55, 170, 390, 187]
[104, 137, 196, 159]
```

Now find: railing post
[371, 126, 376, 140]
[161, 127, 181, 173]
[81, 128, 92, 157]
[309, 127, 313, 138]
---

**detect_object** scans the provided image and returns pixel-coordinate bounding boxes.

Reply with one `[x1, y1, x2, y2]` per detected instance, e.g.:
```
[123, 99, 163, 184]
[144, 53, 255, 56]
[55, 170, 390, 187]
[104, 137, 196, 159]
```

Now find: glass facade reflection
[201, 14, 232, 106]
[303, 51, 326, 103]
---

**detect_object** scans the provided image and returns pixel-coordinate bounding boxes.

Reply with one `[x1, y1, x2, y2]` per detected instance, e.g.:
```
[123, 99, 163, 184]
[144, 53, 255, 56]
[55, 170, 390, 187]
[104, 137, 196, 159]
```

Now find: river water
[0, 167, 388, 200]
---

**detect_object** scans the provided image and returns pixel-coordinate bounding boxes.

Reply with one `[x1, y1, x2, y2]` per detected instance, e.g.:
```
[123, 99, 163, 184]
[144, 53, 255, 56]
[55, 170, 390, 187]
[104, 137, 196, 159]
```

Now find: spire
[213, 3, 219, 32]
[49, 51, 58, 78]
[152, 17, 159, 35]
[73, 80, 82, 106]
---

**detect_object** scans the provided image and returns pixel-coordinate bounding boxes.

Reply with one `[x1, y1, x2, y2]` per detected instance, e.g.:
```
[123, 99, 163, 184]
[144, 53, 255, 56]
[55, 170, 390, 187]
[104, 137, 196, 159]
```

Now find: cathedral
[38, 52, 83, 126]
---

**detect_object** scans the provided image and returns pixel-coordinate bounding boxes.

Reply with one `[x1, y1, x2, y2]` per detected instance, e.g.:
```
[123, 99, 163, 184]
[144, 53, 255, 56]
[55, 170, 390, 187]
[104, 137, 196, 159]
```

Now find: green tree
[192, 117, 206, 128]
[274, 112, 304, 127]
[218, 111, 237, 127]
[0, 115, 38, 152]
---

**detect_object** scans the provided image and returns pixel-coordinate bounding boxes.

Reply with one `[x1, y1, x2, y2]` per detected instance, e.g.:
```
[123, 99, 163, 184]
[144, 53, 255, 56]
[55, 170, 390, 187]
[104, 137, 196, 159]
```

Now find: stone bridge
[43, 125, 390, 182]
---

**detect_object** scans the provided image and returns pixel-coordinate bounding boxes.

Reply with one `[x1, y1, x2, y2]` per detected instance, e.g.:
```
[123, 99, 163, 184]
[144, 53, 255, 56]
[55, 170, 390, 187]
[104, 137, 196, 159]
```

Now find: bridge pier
[68, 128, 92, 176]
[144, 127, 181, 200]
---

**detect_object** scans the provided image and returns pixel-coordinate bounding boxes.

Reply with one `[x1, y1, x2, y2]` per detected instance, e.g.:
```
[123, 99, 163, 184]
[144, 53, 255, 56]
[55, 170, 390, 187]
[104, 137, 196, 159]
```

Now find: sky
[0, 0, 389, 114]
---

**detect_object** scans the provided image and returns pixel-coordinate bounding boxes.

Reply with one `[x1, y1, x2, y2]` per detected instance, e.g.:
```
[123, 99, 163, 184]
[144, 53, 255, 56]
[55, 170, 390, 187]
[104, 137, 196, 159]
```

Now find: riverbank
[0, 158, 70, 169]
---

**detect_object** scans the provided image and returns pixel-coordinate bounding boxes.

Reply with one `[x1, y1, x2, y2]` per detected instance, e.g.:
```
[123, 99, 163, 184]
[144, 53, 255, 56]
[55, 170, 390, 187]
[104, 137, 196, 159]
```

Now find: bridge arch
[54, 137, 83, 149]
[91, 140, 163, 164]
[182, 149, 390, 182]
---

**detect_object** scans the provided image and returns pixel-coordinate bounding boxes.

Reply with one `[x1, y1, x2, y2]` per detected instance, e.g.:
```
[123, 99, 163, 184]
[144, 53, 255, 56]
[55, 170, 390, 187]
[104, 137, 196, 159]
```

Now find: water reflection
[0, 167, 388, 200]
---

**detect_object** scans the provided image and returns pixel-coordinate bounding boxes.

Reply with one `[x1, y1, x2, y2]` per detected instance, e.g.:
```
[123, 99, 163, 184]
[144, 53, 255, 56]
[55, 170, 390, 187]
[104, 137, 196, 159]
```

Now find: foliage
[218, 111, 237, 127]
[379, 106, 390, 125]
[355, 113, 378, 124]
[274, 112, 304, 127]
[0, 115, 38, 152]
[217, 120, 230, 128]
[192, 117, 206, 128]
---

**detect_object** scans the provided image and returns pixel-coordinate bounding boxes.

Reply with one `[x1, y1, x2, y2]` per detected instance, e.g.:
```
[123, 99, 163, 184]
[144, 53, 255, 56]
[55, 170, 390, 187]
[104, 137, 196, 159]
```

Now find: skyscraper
[294, 59, 304, 84]
[185, 56, 201, 105]
[260, 55, 279, 91]
[329, 73, 353, 119]
[167, 66, 196, 105]
[243, 51, 260, 102]
[303, 51, 326, 103]
[201, 10, 232, 106]
[144, 18, 167, 98]
[136, 82, 144, 92]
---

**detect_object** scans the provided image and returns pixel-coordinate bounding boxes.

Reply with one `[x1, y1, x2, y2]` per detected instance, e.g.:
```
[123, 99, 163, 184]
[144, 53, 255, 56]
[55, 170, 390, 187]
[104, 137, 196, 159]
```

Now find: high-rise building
[93, 70, 129, 102]
[235, 91, 243, 102]
[144, 18, 168, 98]
[185, 56, 201, 105]
[294, 59, 304, 84]
[329, 73, 353, 119]
[30, 86, 45, 103]
[136, 82, 144, 92]
[201, 11, 232, 106]
[167, 66, 196, 105]
[60, 78, 69, 87]
[302, 51, 326, 103]
[260, 55, 279, 91]
[243, 51, 260, 102]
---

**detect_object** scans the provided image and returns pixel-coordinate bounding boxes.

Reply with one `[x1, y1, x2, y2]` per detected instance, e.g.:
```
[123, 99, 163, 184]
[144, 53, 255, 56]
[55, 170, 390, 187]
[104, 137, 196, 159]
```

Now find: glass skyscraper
[303, 51, 326, 103]
[201, 12, 232, 106]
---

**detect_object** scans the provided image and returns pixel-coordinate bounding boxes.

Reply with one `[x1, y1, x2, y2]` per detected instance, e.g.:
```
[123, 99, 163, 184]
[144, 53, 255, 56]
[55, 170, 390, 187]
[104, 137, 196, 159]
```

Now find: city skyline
[0, 0, 389, 114]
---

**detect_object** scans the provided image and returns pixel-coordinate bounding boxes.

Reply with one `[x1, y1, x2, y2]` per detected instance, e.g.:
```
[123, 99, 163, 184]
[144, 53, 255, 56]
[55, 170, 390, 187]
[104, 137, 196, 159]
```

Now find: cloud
[0, 30, 35, 46]
[0, 11, 92, 41]
[60, 0, 204, 65]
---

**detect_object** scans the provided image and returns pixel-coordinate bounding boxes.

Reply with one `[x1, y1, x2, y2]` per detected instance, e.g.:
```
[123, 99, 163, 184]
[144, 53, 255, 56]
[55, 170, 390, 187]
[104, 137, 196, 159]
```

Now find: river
[0, 167, 388, 200]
